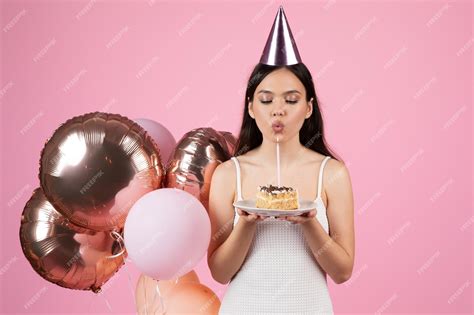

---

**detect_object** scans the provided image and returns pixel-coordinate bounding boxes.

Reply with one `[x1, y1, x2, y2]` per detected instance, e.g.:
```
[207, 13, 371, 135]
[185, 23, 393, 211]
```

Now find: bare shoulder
[304, 150, 352, 201]
[323, 157, 353, 213]
[324, 157, 351, 187]
[212, 159, 237, 194]
[216, 158, 236, 174]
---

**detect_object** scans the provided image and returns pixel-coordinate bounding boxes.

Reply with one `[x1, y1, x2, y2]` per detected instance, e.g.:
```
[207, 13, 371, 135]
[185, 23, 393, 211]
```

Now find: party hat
[259, 5, 302, 66]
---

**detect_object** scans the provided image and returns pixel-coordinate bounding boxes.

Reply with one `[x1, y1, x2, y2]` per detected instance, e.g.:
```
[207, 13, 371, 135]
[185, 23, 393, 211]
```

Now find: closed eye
[260, 100, 298, 104]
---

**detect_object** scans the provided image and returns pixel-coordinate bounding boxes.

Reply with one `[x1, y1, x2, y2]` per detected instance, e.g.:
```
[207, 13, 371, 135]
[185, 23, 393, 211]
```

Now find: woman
[207, 6, 355, 314]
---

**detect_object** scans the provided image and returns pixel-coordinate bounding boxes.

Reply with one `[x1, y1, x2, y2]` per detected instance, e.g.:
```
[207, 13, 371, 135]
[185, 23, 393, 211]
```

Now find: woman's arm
[207, 161, 258, 284]
[301, 159, 355, 284]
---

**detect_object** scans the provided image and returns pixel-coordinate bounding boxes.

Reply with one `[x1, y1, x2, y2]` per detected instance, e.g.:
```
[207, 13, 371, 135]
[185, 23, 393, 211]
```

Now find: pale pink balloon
[134, 118, 176, 166]
[124, 188, 210, 281]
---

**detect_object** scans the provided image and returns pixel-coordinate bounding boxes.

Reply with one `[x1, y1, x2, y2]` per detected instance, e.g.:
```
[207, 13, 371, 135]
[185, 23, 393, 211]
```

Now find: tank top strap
[230, 157, 243, 201]
[316, 156, 331, 201]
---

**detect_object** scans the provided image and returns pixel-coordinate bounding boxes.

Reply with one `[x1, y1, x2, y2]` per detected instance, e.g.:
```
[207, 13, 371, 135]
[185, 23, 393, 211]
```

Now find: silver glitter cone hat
[259, 5, 302, 66]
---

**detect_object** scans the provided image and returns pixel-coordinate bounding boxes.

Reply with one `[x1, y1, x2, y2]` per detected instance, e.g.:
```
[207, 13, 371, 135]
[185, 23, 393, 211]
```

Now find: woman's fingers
[273, 211, 316, 224]
[236, 208, 270, 222]
[237, 208, 259, 222]
[237, 208, 248, 216]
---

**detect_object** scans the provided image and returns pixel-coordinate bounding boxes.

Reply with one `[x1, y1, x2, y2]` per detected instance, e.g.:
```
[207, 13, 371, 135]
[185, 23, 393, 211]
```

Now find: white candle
[276, 136, 280, 187]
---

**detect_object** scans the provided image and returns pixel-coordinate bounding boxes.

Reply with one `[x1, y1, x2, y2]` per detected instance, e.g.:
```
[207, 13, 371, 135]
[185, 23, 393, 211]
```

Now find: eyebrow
[256, 89, 301, 95]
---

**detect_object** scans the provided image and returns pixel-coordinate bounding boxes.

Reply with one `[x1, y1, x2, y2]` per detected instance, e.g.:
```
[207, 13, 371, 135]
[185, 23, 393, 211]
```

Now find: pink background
[1, 0, 472, 314]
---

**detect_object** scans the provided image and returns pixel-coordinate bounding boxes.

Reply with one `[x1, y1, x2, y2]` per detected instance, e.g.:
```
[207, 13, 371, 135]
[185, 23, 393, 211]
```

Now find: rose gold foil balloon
[19, 188, 127, 293]
[218, 131, 237, 156]
[39, 112, 164, 231]
[135, 271, 200, 314]
[165, 128, 232, 211]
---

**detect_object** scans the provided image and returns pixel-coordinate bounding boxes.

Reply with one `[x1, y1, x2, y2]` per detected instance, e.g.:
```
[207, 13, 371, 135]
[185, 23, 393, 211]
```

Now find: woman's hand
[276, 210, 317, 225]
[236, 208, 267, 223]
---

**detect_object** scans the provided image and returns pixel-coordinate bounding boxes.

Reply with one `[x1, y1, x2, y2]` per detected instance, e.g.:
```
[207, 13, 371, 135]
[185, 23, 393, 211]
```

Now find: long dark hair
[234, 63, 342, 162]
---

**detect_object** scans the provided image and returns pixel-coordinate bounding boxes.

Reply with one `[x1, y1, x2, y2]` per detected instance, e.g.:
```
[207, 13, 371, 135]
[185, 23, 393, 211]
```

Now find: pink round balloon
[134, 119, 176, 166]
[124, 188, 210, 281]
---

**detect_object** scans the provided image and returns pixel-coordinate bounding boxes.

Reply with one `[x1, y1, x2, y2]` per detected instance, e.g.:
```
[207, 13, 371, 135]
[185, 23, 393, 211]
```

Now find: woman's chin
[271, 132, 284, 142]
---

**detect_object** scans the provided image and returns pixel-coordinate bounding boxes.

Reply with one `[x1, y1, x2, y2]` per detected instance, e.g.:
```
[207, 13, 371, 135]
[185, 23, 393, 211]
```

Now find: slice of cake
[255, 184, 299, 210]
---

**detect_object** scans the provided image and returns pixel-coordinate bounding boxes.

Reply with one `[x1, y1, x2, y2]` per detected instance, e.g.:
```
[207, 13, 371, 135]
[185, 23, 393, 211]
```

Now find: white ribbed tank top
[218, 156, 334, 315]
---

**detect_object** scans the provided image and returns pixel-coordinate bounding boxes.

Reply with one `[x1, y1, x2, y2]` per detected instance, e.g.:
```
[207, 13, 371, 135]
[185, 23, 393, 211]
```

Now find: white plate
[233, 199, 317, 217]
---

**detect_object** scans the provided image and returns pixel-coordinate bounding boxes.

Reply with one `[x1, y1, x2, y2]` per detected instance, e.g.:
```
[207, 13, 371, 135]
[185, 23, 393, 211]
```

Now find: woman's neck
[252, 133, 306, 169]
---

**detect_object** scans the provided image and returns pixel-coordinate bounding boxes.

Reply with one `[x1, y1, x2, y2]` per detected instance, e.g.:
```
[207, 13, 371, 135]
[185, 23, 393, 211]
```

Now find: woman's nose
[271, 98, 287, 116]
[272, 104, 285, 116]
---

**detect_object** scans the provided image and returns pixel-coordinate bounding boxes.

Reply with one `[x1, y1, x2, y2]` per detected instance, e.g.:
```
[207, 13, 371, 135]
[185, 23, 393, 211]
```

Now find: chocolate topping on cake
[258, 184, 294, 195]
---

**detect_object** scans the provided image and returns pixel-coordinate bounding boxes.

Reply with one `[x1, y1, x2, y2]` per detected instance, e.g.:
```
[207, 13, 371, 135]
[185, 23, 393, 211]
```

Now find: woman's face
[248, 68, 313, 143]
